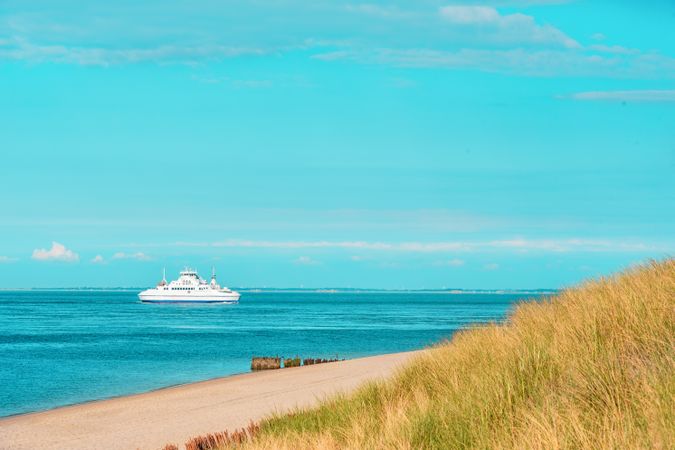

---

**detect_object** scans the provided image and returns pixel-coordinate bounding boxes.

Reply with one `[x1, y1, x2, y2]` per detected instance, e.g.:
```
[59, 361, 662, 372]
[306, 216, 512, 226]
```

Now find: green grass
[227, 259, 674, 449]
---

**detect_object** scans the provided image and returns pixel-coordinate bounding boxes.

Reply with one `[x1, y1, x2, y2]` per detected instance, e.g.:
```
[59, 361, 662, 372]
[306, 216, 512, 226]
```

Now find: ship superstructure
[138, 268, 240, 304]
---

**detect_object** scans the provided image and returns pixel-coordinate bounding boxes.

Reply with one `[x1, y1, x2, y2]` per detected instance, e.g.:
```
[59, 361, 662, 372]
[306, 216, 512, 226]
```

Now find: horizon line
[0, 287, 559, 293]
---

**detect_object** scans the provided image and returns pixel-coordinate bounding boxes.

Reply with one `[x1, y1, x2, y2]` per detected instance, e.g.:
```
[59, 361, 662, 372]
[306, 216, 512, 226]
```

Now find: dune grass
[223, 259, 674, 449]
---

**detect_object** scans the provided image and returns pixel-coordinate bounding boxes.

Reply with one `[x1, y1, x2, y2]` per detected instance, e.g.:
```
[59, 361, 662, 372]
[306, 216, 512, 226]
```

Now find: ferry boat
[138, 268, 240, 304]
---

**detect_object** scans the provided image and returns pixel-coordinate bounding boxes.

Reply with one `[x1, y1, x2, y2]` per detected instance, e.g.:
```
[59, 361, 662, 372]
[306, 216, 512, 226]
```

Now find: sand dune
[0, 351, 419, 450]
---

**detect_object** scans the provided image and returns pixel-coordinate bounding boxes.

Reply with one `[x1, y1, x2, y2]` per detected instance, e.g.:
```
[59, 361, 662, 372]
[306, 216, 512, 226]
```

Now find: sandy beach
[0, 351, 420, 450]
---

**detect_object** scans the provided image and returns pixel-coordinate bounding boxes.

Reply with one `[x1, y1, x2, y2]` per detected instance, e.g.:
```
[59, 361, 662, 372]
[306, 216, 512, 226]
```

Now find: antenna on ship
[157, 267, 168, 287]
[210, 266, 218, 288]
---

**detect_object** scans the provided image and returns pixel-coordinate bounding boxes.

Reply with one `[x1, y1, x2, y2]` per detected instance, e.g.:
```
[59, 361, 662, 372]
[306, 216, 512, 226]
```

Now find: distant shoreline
[0, 287, 558, 294]
[0, 351, 420, 450]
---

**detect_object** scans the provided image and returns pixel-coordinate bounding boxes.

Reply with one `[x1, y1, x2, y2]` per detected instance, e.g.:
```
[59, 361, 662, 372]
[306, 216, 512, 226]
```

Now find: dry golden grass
[220, 259, 673, 450]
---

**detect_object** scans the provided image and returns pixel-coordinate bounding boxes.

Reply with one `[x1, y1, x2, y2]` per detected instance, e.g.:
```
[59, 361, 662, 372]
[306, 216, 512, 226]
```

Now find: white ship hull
[138, 290, 240, 304]
[139, 267, 240, 304]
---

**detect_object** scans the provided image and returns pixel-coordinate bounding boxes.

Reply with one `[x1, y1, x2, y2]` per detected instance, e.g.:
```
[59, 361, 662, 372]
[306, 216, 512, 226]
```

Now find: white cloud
[588, 44, 638, 55]
[202, 238, 668, 253]
[294, 256, 321, 265]
[434, 258, 466, 267]
[0, 256, 18, 263]
[0, 37, 264, 66]
[484, 262, 500, 270]
[313, 50, 353, 62]
[440, 6, 502, 24]
[91, 255, 105, 264]
[32, 242, 79, 262]
[571, 90, 675, 102]
[313, 47, 675, 78]
[0, 4, 669, 81]
[112, 252, 151, 261]
[439, 6, 579, 48]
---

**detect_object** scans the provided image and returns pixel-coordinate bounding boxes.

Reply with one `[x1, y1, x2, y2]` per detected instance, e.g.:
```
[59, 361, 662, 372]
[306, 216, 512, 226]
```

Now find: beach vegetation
[228, 259, 674, 449]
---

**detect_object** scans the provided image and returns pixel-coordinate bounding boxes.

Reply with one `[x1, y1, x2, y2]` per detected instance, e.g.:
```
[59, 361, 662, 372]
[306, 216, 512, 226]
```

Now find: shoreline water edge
[0, 351, 421, 450]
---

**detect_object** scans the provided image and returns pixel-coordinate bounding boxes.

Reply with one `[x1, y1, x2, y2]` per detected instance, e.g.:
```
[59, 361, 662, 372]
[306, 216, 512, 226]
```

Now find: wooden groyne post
[251, 356, 281, 371]
[251, 355, 345, 371]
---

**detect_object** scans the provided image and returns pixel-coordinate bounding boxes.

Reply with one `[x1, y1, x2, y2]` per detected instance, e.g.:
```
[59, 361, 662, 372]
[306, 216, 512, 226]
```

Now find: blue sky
[0, 0, 673, 288]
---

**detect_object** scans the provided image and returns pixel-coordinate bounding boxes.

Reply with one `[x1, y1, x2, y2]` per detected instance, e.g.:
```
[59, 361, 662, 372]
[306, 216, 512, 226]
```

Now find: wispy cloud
[112, 252, 151, 261]
[570, 90, 675, 102]
[1, 3, 672, 80]
[0, 256, 18, 263]
[484, 262, 500, 270]
[91, 255, 105, 264]
[32, 242, 79, 262]
[174, 238, 669, 253]
[439, 6, 579, 48]
[588, 44, 639, 55]
[0, 37, 264, 66]
[313, 47, 675, 78]
[433, 258, 466, 267]
[294, 256, 321, 265]
[441, 6, 503, 24]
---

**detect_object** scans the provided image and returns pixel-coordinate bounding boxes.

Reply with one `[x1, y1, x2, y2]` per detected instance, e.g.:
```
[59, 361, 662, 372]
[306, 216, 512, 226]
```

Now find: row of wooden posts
[251, 356, 343, 371]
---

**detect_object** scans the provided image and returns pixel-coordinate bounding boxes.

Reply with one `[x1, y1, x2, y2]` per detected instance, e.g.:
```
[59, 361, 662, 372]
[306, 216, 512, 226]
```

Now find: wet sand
[0, 351, 420, 450]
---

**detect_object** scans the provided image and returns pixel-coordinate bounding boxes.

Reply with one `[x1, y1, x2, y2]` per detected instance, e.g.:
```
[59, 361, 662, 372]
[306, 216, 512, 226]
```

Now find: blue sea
[0, 290, 545, 417]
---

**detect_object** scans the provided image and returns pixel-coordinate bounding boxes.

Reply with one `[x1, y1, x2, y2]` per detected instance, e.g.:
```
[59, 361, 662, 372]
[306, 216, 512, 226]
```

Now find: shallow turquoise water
[0, 290, 542, 417]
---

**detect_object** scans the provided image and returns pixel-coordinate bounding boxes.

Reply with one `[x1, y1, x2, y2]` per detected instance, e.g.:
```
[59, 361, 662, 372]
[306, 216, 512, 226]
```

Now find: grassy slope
[236, 260, 674, 449]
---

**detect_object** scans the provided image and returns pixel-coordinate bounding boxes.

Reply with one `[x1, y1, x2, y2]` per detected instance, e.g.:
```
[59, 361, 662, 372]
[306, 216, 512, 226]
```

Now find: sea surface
[0, 290, 546, 417]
